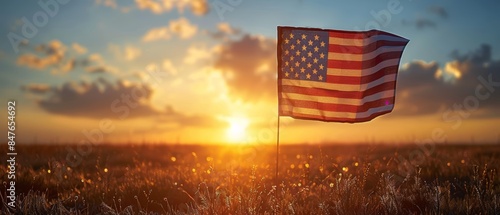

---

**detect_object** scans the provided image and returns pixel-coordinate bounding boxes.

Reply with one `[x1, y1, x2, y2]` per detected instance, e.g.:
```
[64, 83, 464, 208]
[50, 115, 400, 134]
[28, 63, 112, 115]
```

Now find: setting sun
[226, 117, 249, 143]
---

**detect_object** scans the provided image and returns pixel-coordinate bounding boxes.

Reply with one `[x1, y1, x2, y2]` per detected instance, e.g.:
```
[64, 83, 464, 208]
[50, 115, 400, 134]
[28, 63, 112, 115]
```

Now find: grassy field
[1, 143, 500, 214]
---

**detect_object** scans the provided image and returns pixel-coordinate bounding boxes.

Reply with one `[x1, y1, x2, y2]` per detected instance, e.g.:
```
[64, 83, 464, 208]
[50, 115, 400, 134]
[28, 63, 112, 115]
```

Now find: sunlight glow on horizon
[225, 116, 250, 144]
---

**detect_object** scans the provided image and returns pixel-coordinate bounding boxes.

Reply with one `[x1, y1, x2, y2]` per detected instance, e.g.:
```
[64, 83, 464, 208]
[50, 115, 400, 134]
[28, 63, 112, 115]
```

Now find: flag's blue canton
[280, 29, 329, 82]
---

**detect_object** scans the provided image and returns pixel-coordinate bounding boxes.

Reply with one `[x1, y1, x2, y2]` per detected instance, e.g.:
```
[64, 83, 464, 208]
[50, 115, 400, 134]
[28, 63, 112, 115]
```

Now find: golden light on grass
[225, 116, 249, 144]
[9, 144, 500, 214]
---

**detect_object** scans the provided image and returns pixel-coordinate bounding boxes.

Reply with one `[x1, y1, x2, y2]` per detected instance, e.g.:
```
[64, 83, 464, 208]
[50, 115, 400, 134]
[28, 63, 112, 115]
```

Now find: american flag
[277, 26, 409, 123]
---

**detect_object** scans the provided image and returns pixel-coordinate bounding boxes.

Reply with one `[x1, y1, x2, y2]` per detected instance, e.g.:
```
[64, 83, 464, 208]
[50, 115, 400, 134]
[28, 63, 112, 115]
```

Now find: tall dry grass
[1, 144, 499, 214]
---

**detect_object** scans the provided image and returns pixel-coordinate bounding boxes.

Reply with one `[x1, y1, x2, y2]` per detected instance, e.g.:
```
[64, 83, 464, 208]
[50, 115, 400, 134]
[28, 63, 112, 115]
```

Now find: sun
[226, 117, 249, 144]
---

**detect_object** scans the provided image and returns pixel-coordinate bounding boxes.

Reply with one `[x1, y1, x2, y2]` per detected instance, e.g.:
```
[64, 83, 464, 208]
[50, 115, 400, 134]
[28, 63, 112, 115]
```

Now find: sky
[0, 0, 500, 145]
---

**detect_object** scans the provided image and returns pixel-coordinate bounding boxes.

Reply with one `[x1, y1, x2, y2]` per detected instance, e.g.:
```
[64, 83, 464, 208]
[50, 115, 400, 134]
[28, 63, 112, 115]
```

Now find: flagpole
[275, 26, 282, 214]
[275, 114, 280, 211]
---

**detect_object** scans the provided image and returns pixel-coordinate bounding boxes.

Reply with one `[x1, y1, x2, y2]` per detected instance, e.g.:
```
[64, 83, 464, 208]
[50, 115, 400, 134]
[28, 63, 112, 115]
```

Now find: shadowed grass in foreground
[1, 144, 499, 214]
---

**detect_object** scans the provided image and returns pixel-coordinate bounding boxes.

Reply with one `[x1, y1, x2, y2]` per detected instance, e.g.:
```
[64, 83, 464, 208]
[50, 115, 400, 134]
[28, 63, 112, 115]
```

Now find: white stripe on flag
[328, 46, 406, 61]
[281, 90, 395, 106]
[280, 104, 394, 119]
[281, 73, 397, 91]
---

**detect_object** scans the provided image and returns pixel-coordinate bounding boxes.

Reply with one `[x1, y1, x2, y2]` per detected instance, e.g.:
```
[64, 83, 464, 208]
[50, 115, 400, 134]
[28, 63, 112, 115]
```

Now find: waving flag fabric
[277, 26, 409, 123]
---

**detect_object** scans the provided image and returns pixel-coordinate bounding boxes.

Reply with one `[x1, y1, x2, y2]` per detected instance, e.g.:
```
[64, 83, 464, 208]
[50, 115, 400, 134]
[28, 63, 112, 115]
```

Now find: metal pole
[275, 115, 280, 214]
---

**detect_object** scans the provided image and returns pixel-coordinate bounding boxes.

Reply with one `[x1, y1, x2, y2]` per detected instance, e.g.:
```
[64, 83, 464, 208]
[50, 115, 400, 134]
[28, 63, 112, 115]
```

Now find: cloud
[162, 59, 178, 75]
[82, 53, 105, 66]
[27, 78, 223, 128]
[183, 44, 219, 64]
[142, 27, 171, 42]
[402, 18, 437, 30]
[450, 44, 491, 64]
[209, 22, 242, 39]
[415, 18, 437, 29]
[17, 53, 60, 69]
[17, 40, 66, 69]
[21, 83, 51, 94]
[214, 34, 277, 102]
[131, 62, 176, 84]
[33, 78, 160, 119]
[88, 53, 104, 63]
[99, 0, 209, 15]
[72, 43, 88, 54]
[95, 0, 133, 13]
[142, 17, 197, 42]
[393, 44, 500, 118]
[108, 44, 142, 61]
[135, 0, 163, 14]
[135, 0, 209, 16]
[95, 0, 118, 9]
[55, 58, 77, 74]
[35, 40, 67, 57]
[124, 46, 142, 61]
[217, 22, 234, 34]
[187, 0, 209, 16]
[86, 65, 117, 74]
[429, 6, 448, 19]
[17, 40, 116, 74]
[402, 6, 448, 30]
[169, 17, 197, 39]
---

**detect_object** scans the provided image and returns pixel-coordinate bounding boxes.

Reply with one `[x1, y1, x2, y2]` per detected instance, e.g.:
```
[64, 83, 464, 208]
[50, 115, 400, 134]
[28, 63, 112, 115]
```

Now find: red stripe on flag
[328, 41, 407, 54]
[326, 66, 398, 85]
[327, 51, 404, 70]
[328, 30, 398, 39]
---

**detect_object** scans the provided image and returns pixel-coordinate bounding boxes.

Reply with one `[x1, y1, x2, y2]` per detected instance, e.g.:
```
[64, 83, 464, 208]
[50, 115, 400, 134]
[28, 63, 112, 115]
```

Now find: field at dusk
[1, 143, 499, 214]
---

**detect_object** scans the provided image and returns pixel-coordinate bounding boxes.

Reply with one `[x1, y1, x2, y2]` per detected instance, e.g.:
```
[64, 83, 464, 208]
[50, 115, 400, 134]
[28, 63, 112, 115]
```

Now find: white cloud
[95, 0, 118, 9]
[142, 27, 171, 42]
[217, 22, 234, 34]
[169, 17, 197, 39]
[108, 44, 142, 61]
[142, 17, 197, 42]
[95, 0, 133, 13]
[136, 0, 163, 14]
[17, 40, 117, 75]
[162, 59, 178, 75]
[124, 46, 142, 61]
[88, 53, 104, 64]
[134, 0, 209, 15]
[72, 43, 88, 55]
[21, 83, 51, 94]
[183, 44, 219, 64]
